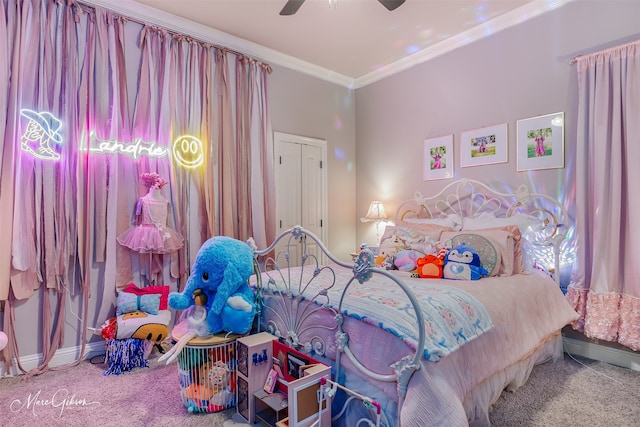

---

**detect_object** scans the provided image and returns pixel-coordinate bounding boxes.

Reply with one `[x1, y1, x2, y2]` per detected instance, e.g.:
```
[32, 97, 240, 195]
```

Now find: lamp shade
[362, 201, 387, 222]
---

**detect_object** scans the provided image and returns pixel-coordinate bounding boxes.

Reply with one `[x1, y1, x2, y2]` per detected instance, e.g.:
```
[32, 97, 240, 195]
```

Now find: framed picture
[460, 123, 508, 167]
[423, 134, 454, 181]
[517, 112, 565, 171]
[287, 352, 309, 380]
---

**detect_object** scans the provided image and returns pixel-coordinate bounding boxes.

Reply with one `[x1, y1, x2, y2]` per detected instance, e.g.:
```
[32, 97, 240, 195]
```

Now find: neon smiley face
[172, 135, 204, 168]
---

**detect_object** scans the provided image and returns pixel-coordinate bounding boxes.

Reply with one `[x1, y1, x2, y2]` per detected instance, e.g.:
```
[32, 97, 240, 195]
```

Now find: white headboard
[395, 178, 569, 284]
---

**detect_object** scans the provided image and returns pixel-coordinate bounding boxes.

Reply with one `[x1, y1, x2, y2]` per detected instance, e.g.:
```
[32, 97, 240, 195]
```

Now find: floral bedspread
[259, 266, 494, 362]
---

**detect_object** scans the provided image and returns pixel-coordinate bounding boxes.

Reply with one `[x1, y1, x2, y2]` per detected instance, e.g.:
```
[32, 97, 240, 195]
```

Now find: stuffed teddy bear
[169, 236, 256, 335]
[443, 243, 488, 280]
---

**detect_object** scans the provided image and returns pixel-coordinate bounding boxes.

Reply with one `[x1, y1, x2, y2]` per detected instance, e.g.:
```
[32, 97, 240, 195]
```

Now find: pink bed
[251, 179, 579, 426]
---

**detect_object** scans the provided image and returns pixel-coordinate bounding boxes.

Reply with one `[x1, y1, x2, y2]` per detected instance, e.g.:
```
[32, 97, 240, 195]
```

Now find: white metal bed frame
[247, 178, 570, 426]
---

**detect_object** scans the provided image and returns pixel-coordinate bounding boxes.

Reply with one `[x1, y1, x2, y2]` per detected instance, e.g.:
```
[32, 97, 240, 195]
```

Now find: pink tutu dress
[117, 192, 184, 254]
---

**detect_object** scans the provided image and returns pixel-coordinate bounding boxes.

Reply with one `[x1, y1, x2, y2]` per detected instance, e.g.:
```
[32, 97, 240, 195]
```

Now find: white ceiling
[89, 0, 572, 88]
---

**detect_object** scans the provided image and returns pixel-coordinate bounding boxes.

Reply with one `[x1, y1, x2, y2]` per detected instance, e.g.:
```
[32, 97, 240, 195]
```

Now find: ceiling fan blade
[280, 0, 305, 16]
[378, 0, 406, 11]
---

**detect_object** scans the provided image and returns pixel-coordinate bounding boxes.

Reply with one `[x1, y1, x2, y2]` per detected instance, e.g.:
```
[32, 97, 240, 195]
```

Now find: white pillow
[402, 214, 462, 231]
[462, 212, 541, 235]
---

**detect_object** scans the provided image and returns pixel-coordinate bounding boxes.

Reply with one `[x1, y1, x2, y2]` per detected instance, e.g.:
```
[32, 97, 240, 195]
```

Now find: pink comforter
[258, 269, 578, 426]
[392, 272, 577, 426]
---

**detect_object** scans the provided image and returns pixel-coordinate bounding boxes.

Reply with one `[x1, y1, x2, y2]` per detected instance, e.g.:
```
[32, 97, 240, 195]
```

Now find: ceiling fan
[280, 0, 406, 16]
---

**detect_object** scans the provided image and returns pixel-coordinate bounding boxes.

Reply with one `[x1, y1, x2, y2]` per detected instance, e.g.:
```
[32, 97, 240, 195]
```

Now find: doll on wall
[117, 172, 184, 254]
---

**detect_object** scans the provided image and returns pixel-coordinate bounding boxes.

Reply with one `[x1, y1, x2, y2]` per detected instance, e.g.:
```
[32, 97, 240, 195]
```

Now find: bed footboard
[249, 226, 425, 426]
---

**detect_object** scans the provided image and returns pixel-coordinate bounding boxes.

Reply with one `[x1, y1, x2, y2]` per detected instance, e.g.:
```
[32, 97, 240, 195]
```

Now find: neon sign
[86, 132, 170, 159]
[20, 109, 204, 168]
[20, 109, 63, 161]
[172, 135, 205, 168]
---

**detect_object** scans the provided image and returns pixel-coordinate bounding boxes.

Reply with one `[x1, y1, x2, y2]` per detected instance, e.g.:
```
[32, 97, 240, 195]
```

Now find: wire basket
[176, 335, 237, 413]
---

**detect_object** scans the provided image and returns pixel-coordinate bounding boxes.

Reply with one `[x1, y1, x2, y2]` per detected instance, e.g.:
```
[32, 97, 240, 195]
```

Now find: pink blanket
[258, 269, 578, 426]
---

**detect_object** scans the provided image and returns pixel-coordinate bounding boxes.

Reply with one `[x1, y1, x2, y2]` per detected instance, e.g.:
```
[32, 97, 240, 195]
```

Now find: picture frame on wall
[516, 112, 565, 171]
[460, 123, 508, 168]
[423, 134, 454, 181]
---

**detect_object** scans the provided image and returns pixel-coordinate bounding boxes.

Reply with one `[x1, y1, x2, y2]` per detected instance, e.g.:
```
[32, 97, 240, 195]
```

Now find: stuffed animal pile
[378, 227, 489, 281]
[178, 347, 236, 412]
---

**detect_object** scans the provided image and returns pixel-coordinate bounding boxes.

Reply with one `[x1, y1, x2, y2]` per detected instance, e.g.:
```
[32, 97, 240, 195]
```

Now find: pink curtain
[0, 0, 275, 374]
[0, 0, 133, 374]
[132, 27, 214, 286]
[236, 56, 276, 248]
[567, 40, 640, 351]
[135, 28, 275, 283]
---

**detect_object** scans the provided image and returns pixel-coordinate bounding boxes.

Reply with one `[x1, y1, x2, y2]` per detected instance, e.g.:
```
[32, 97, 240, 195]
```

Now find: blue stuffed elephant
[169, 236, 256, 335]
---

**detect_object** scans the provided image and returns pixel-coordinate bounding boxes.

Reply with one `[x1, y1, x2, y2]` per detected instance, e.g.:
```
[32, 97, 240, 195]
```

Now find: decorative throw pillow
[442, 227, 519, 276]
[122, 283, 170, 310]
[116, 292, 161, 315]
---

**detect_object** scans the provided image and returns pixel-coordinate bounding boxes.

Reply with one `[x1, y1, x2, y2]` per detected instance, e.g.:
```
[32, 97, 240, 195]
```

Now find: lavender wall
[268, 66, 357, 260]
[354, 0, 640, 250]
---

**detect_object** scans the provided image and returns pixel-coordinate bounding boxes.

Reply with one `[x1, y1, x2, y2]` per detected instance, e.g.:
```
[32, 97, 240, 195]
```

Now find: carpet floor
[1, 350, 638, 426]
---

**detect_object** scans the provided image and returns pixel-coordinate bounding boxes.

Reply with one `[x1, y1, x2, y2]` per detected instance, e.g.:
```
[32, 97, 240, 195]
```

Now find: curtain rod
[568, 39, 640, 65]
[75, 1, 272, 73]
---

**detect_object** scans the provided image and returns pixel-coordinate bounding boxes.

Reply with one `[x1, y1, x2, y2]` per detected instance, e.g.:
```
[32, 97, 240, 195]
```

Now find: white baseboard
[563, 336, 640, 372]
[0, 341, 105, 377]
[4, 337, 637, 377]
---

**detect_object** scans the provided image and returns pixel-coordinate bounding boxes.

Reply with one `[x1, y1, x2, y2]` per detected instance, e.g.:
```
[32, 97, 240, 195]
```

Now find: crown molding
[354, 0, 574, 88]
[82, 0, 572, 90]
[80, 0, 355, 88]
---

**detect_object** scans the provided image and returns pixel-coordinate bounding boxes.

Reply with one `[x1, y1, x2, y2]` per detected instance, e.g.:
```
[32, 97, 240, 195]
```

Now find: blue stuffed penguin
[443, 243, 488, 281]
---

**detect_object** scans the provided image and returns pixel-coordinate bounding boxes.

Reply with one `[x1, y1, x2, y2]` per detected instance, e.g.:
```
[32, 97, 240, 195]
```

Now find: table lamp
[360, 200, 387, 241]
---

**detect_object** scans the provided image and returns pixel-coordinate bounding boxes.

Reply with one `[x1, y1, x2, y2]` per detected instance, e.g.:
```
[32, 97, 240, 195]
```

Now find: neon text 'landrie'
[86, 132, 170, 159]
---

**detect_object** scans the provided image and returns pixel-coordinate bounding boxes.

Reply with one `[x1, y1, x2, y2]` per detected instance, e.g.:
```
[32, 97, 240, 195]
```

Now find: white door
[274, 132, 327, 266]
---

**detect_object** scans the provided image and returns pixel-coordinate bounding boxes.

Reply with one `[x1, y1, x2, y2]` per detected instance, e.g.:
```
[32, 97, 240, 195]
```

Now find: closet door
[274, 132, 327, 266]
